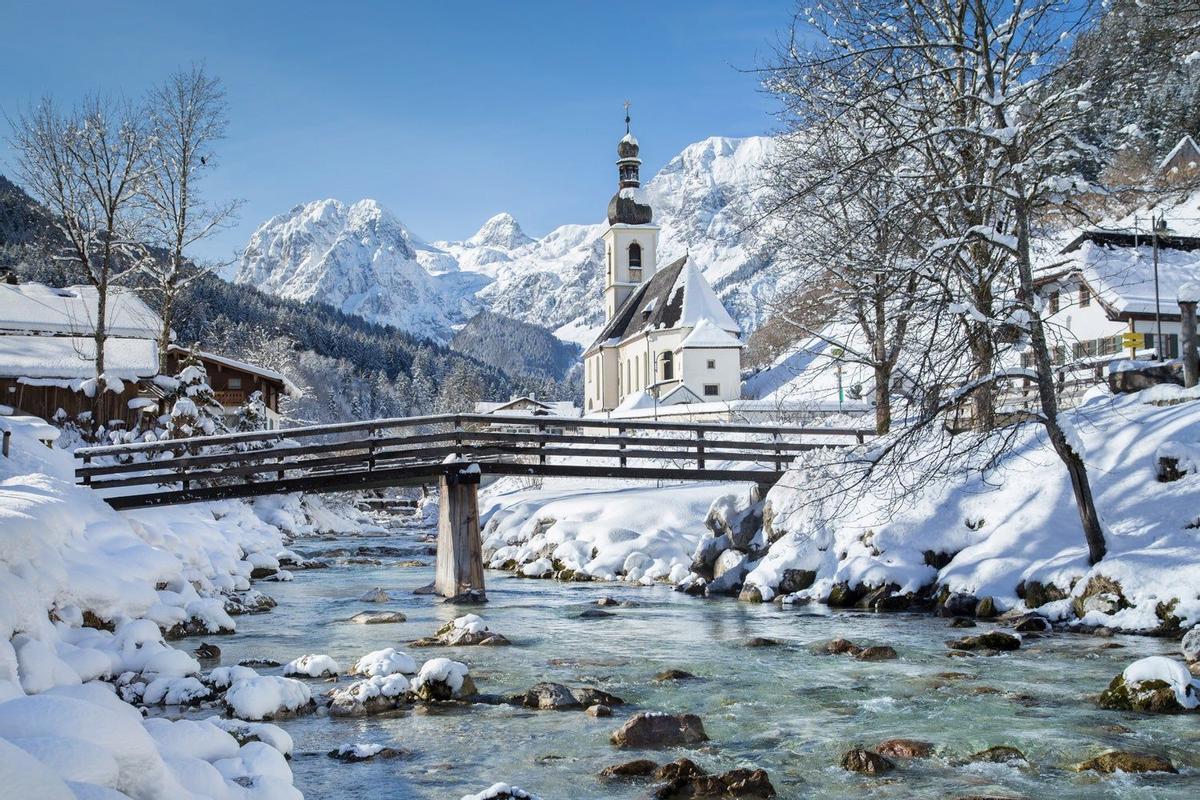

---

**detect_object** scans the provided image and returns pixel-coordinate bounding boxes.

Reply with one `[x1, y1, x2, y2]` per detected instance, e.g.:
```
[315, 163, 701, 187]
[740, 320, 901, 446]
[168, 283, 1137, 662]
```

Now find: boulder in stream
[655, 767, 776, 799]
[855, 645, 898, 661]
[1076, 751, 1177, 774]
[947, 632, 1021, 652]
[411, 657, 477, 701]
[967, 745, 1027, 765]
[839, 748, 894, 775]
[1098, 656, 1199, 713]
[876, 738, 933, 759]
[509, 682, 625, 710]
[328, 743, 405, 762]
[327, 674, 411, 716]
[413, 614, 510, 647]
[347, 611, 406, 625]
[610, 712, 708, 748]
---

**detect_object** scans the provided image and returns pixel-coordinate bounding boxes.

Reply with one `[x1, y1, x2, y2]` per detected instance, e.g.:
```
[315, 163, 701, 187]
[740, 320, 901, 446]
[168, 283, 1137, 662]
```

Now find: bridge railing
[74, 413, 872, 507]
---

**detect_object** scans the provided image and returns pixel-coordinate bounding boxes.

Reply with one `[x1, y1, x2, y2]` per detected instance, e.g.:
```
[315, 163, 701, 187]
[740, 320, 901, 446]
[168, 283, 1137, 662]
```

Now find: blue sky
[0, 1, 788, 263]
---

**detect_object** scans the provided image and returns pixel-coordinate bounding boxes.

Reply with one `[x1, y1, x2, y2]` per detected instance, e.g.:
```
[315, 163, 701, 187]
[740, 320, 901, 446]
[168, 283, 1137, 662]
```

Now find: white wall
[679, 346, 740, 402]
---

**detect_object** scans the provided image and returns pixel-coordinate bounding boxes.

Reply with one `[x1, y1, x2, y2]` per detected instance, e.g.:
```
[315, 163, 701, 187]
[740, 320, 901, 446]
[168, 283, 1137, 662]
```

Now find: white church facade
[583, 117, 744, 415]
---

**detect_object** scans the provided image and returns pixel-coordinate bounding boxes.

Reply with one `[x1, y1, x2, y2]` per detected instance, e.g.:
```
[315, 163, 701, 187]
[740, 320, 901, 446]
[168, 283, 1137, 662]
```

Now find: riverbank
[0, 418, 365, 798]
[478, 388, 1200, 638]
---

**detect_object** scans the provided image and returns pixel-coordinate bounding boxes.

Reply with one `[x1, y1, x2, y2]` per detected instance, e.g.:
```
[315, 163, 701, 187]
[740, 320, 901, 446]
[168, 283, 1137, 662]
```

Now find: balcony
[214, 390, 246, 407]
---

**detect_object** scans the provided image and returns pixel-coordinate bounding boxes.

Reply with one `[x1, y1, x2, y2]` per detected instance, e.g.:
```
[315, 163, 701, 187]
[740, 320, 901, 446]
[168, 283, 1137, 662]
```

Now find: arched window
[661, 351, 674, 381]
[628, 242, 642, 268]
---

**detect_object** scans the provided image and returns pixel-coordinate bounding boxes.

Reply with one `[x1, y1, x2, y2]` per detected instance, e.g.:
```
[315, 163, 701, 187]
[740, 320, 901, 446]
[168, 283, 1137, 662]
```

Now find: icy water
[181, 523, 1198, 799]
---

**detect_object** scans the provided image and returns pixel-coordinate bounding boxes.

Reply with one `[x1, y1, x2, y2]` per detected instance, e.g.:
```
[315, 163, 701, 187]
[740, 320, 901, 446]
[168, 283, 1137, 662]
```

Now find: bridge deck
[75, 412, 870, 510]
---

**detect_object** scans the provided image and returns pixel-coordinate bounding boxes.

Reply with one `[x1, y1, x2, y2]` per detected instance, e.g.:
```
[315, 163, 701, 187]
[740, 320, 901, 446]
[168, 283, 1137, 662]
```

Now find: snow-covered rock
[327, 674, 411, 717]
[412, 658, 475, 701]
[1099, 656, 1200, 712]
[459, 784, 543, 800]
[223, 676, 314, 721]
[350, 647, 417, 677]
[282, 653, 340, 678]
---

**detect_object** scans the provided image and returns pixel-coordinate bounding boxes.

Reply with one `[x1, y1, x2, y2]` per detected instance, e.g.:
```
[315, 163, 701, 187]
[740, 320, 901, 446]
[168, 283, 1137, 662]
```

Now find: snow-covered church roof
[586, 256, 741, 352]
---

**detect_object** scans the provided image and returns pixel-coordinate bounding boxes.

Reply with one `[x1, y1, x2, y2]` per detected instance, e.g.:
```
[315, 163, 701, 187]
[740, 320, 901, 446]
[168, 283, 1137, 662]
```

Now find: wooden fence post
[696, 429, 705, 470]
[537, 422, 546, 465]
[618, 427, 627, 468]
[81, 451, 90, 482]
[1180, 296, 1198, 388]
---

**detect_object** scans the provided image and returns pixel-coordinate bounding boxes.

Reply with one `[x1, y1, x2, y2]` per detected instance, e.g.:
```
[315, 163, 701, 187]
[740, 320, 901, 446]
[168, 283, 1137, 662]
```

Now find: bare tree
[763, 0, 1108, 563]
[8, 96, 153, 426]
[141, 65, 239, 369]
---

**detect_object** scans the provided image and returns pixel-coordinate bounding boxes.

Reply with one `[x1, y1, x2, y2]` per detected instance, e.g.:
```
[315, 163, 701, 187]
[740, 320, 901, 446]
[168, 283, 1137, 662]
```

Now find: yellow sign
[1121, 331, 1148, 350]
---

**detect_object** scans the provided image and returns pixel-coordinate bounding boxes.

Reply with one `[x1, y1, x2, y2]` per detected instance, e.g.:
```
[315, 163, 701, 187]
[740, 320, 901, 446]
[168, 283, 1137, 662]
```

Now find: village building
[0, 279, 288, 430]
[1159, 134, 1200, 179]
[582, 117, 744, 415]
[472, 395, 580, 434]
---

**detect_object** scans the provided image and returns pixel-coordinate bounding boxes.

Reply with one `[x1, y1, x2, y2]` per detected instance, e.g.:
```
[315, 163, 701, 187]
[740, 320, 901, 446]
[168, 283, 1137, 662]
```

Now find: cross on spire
[624, 100, 631, 133]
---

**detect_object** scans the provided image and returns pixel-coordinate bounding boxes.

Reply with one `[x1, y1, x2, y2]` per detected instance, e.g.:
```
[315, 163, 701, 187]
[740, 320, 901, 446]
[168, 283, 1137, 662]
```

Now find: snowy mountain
[229, 136, 782, 346]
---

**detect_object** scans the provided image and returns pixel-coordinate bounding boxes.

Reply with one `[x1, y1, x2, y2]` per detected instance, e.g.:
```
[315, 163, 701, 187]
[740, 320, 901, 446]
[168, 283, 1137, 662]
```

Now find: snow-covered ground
[480, 387, 1200, 634]
[0, 418, 355, 798]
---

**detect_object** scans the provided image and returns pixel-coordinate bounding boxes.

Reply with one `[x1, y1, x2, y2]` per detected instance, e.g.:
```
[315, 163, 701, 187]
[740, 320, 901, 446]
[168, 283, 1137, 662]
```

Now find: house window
[1048, 291, 1059, 314]
[228, 377, 242, 389]
[628, 242, 642, 268]
[662, 351, 674, 381]
[1079, 284, 1090, 307]
[706, 359, 716, 369]
[703, 384, 719, 397]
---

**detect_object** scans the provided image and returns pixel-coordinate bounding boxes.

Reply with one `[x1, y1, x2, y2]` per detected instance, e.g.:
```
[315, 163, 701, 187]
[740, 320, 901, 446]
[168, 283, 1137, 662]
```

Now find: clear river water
[176, 521, 1198, 800]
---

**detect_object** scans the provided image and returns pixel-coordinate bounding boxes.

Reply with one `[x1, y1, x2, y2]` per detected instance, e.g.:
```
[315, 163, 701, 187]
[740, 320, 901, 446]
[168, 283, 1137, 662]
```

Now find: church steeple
[617, 101, 641, 189]
[607, 103, 653, 227]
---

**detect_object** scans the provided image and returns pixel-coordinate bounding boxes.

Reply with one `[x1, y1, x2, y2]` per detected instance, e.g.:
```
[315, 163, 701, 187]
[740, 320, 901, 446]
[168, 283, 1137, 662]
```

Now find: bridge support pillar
[434, 465, 486, 602]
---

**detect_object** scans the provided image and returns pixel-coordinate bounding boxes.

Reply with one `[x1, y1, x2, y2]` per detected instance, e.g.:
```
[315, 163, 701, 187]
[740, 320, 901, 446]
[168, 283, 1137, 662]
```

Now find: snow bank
[481, 479, 740, 583]
[0, 422, 337, 797]
[750, 392, 1200, 631]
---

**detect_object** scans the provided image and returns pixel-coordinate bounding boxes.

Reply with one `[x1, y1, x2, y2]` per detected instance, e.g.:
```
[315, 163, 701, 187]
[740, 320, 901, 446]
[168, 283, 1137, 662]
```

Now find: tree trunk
[159, 279, 176, 372]
[873, 363, 891, 434]
[1013, 192, 1106, 565]
[1181, 300, 1198, 388]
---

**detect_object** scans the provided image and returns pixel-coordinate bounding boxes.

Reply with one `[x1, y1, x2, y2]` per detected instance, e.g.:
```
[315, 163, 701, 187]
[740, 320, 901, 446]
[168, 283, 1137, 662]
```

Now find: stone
[825, 582, 862, 607]
[327, 745, 405, 763]
[610, 712, 708, 748]
[413, 673, 477, 703]
[600, 759, 659, 779]
[744, 637, 781, 648]
[938, 592, 979, 618]
[821, 639, 862, 656]
[857, 584, 910, 612]
[194, 642, 221, 660]
[587, 704, 612, 718]
[509, 683, 624, 710]
[596, 596, 621, 606]
[578, 608, 615, 619]
[968, 746, 1027, 765]
[948, 632, 1021, 652]
[738, 585, 764, 603]
[224, 590, 277, 616]
[347, 611, 406, 625]
[690, 533, 734, 580]
[357, 587, 393, 603]
[654, 758, 707, 781]
[1098, 674, 1189, 713]
[655, 768, 776, 799]
[1072, 576, 1129, 619]
[975, 597, 998, 619]
[249, 566, 279, 579]
[876, 739, 933, 759]
[1077, 751, 1177, 774]
[1181, 624, 1200, 663]
[839, 748, 894, 775]
[1021, 580, 1067, 609]
[950, 617, 977, 628]
[776, 569, 816, 594]
[1108, 361, 1182, 394]
[654, 669, 698, 682]
[237, 658, 281, 667]
[855, 645, 898, 662]
[1012, 614, 1051, 633]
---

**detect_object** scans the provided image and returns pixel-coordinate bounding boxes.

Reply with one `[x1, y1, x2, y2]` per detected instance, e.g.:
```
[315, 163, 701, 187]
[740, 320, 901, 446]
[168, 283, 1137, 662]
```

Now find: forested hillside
[0, 175, 578, 425]
[449, 310, 581, 381]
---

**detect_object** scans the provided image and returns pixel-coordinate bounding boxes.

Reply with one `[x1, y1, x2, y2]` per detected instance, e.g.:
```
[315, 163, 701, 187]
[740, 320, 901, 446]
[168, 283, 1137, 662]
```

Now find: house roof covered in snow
[1046, 237, 1200, 318]
[474, 396, 581, 417]
[1159, 134, 1200, 172]
[0, 282, 161, 339]
[586, 256, 742, 353]
[0, 335, 159, 381]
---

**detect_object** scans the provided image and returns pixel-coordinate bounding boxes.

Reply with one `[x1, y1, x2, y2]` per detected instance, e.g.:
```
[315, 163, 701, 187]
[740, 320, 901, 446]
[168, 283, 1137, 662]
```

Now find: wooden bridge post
[434, 464, 486, 603]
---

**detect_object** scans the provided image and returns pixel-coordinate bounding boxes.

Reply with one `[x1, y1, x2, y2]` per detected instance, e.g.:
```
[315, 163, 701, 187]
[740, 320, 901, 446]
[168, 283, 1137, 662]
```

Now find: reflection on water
[180, 525, 1199, 799]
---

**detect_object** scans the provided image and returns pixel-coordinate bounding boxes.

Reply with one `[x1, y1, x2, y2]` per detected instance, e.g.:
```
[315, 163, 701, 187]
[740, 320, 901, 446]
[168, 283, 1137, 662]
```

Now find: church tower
[602, 106, 659, 320]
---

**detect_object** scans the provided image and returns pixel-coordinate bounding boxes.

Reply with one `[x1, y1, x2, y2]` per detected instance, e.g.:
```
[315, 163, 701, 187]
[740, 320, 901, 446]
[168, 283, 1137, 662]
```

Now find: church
[582, 116, 744, 415]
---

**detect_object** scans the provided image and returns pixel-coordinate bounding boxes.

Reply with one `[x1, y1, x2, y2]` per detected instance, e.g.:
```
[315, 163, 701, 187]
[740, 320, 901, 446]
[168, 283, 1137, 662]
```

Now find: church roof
[680, 318, 742, 349]
[586, 256, 742, 352]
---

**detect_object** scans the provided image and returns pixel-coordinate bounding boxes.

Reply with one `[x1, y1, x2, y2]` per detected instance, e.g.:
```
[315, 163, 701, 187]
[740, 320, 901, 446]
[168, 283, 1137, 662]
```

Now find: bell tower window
[628, 242, 642, 268]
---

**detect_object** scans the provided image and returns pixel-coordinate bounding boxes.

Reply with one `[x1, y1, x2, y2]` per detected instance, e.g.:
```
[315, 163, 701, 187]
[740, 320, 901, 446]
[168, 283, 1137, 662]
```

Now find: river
[176, 520, 1198, 799]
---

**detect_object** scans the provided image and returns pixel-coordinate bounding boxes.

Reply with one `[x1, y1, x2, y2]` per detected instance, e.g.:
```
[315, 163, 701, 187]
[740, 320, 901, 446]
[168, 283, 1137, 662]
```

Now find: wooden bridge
[75, 413, 868, 602]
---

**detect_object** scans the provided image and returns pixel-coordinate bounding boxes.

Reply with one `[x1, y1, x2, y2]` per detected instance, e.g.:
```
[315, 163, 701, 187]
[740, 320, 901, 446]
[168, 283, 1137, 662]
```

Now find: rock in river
[412, 614, 511, 647]
[968, 745, 1027, 765]
[600, 759, 659, 779]
[656, 767, 776, 799]
[947, 632, 1021, 652]
[855, 646, 898, 661]
[1098, 656, 1199, 713]
[654, 668, 698, 682]
[839, 748, 894, 774]
[347, 611, 406, 625]
[876, 738, 933, 759]
[1076, 751, 1177, 774]
[611, 712, 708, 748]
[509, 682, 624, 711]
[327, 743, 405, 762]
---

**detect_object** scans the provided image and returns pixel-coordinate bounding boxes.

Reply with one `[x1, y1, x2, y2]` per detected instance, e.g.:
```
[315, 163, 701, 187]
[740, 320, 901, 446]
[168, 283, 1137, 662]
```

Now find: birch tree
[8, 96, 153, 426]
[141, 65, 239, 369]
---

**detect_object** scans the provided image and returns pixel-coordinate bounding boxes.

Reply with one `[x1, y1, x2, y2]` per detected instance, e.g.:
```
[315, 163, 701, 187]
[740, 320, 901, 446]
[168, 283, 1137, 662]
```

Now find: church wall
[679, 346, 741, 402]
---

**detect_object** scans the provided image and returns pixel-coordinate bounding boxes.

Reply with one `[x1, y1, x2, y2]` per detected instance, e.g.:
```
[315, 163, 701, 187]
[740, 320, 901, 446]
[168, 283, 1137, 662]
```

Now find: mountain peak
[467, 212, 533, 250]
